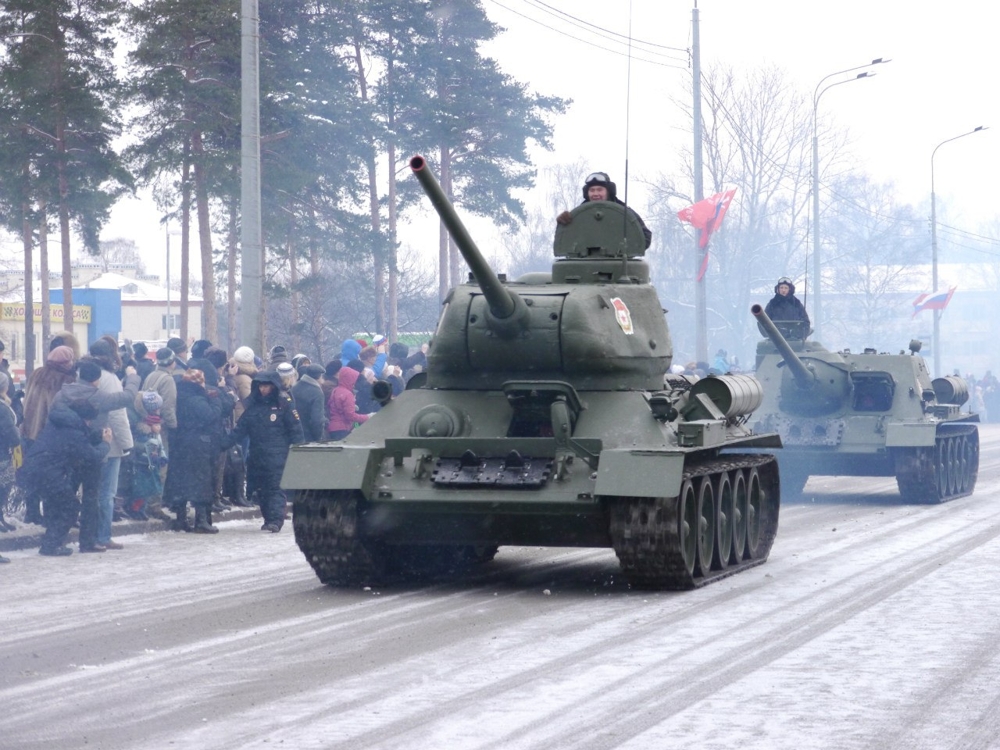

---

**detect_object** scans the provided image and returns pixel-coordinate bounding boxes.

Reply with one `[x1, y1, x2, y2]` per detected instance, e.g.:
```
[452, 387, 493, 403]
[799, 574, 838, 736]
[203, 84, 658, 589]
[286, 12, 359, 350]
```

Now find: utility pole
[240, 0, 263, 354]
[691, 2, 706, 364]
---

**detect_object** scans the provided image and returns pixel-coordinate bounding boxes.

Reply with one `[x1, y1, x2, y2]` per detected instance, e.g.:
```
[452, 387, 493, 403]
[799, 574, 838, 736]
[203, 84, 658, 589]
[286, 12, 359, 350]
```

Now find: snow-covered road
[2, 426, 999, 750]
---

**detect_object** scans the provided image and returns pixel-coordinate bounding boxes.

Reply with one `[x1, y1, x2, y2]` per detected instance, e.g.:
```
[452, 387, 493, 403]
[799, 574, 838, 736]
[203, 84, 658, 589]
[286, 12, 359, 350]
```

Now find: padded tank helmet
[582, 171, 618, 202]
[774, 277, 796, 295]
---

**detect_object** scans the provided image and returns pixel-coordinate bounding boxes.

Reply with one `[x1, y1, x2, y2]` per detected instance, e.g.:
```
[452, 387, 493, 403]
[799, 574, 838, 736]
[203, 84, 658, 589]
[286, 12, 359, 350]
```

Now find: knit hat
[78, 360, 103, 383]
[269, 345, 289, 364]
[141, 391, 164, 414]
[167, 337, 188, 355]
[372, 334, 386, 347]
[291, 354, 310, 371]
[156, 347, 176, 366]
[47, 345, 76, 370]
[233, 346, 255, 365]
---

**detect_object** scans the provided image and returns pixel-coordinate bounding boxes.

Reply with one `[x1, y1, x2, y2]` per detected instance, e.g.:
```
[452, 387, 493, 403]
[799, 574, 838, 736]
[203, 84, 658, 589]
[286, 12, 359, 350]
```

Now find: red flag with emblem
[677, 189, 737, 280]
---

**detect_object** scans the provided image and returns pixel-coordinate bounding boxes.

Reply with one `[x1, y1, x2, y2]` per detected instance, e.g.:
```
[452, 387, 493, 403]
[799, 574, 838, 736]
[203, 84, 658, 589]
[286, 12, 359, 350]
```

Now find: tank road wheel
[948, 438, 960, 496]
[695, 477, 716, 576]
[745, 467, 766, 559]
[291, 489, 389, 587]
[956, 436, 970, 494]
[936, 439, 950, 500]
[966, 429, 980, 493]
[731, 469, 748, 563]
[679, 479, 699, 577]
[713, 471, 734, 571]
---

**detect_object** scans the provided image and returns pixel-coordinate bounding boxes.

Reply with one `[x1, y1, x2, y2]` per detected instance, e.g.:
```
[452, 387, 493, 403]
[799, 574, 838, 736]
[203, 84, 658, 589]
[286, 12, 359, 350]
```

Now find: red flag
[677, 189, 737, 281]
[911, 287, 957, 319]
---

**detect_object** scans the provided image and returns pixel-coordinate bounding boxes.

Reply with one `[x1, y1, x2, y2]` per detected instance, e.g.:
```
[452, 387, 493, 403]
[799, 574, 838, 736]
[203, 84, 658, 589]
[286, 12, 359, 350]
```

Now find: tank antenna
[619, 0, 635, 279]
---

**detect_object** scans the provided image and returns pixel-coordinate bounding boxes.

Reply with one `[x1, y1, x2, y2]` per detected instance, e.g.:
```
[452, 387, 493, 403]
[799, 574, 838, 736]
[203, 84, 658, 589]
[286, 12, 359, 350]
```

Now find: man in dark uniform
[224, 370, 304, 532]
[764, 277, 811, 335]
[556, 171, 652, 248]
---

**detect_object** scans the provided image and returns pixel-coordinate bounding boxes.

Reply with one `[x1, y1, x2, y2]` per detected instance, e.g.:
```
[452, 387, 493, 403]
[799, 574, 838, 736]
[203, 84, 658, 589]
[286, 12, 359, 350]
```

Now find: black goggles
[585, 172, 610, 184]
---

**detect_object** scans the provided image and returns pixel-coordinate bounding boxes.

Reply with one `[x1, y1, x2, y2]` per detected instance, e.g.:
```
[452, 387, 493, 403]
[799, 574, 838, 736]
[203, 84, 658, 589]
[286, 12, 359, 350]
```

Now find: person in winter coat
[19, 345, 77, 524]
[162, 368, 225, 533]
[91, 339, 139, 549]
[125, 391, 168, 521]
[49, 330, 81, 361]
[225, 370, 304, 532]
[142, 348, 179, 459]
[50, 357, 139, 552]
[339, 338, 362, 367]
[556, 171, 652, 248]
[326, 366, 370, 440]
[230, 346, 258, 423]
[763, 277, 811, 335]
[0, 372, 20, 535]
[132, 342, 155, 385]
[291, 364, 326, 442]
[22, 400, 111, 556]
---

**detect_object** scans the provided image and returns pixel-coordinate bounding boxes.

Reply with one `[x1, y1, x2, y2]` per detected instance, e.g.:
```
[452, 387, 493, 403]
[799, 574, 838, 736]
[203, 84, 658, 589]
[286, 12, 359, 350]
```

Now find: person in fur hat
[764, 276, 810, 335]
[556, 171, 652, 248]
[19, 345, 79, 524]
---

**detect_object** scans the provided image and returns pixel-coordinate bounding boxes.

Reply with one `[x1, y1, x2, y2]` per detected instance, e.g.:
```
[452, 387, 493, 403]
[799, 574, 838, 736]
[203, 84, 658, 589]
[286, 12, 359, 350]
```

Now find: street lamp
[812, 58, 889, 341]
[930, 125, 987, 377]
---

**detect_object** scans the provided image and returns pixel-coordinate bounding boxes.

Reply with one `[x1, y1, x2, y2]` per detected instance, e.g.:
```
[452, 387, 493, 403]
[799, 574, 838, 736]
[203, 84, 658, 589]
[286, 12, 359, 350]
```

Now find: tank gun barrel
[410, 155, 516, 320]
[751, 304, 815, 388]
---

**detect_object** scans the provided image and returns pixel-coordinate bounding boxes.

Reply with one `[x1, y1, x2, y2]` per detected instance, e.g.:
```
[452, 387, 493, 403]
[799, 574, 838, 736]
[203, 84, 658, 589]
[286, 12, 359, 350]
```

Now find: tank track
[894, 424, 979, 504]
[608, 453, 780, 590]
[292, 489, 499, 587]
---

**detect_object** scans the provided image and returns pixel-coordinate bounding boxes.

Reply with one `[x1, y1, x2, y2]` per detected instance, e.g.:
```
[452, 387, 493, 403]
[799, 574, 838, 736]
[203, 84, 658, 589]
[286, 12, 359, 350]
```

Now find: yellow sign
[0, 303, 92, 324]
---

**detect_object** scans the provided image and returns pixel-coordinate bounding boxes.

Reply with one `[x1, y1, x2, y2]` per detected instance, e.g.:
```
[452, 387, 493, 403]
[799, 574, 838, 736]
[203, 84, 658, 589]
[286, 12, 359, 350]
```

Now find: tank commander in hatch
[556, 171, 652, 248]
[764, 276, 811, 336]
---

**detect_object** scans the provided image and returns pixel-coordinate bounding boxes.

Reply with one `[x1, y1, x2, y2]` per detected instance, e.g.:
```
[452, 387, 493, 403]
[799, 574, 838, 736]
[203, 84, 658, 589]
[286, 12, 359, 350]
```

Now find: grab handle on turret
[410, 155, 516, 320]
[751, 304, 815, 388]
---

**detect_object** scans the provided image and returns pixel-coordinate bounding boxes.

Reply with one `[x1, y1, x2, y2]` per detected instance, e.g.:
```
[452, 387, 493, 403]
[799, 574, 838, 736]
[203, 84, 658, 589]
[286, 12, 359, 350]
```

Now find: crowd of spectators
[0, 331, 428, 561]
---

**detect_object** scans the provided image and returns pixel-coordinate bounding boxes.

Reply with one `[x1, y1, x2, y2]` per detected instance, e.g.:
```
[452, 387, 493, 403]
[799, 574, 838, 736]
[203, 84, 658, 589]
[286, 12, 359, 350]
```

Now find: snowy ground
[1, 426, 999, 750]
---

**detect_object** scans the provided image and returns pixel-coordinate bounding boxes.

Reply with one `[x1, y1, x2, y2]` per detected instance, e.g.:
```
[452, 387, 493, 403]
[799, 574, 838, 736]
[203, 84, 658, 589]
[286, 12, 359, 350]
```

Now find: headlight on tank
[409, 405, 464, 437]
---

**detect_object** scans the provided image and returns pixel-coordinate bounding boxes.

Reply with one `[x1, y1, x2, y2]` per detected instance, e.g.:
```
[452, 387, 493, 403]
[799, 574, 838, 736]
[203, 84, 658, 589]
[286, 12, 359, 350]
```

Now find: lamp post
[930, 125, 987, 377]
[812, 58, 888, 341]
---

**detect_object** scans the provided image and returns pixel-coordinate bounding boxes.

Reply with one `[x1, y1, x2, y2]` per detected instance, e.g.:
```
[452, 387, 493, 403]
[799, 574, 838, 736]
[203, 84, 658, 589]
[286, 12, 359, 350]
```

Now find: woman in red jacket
[326, 366, 369, 440]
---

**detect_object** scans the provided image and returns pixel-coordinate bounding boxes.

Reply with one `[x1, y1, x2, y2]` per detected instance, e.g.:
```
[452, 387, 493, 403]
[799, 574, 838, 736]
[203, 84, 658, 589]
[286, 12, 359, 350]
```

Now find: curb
[0, 506, 262, 553]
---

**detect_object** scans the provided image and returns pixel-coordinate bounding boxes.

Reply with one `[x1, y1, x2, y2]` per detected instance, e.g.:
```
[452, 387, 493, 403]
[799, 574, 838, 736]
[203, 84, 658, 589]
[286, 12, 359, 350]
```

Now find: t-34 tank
[284, 155, 782, 590]
[751, 304, 979, 502]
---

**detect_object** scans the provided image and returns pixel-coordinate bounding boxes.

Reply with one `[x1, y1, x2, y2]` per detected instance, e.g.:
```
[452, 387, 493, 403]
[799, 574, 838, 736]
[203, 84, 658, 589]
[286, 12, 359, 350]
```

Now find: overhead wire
[484, 0, 689, 70]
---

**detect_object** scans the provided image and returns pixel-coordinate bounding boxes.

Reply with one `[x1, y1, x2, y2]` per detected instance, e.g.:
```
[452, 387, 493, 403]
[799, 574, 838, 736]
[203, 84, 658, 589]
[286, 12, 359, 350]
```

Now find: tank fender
[595, 449, 686, 498]
[885, 422, 937, 447]
[281, 444, 381, 497]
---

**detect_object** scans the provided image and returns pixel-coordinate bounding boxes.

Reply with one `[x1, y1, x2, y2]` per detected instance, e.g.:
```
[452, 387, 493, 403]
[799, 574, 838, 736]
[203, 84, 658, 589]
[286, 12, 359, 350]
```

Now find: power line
[484, 0, 689, 71]
[523, 0, 689, 54]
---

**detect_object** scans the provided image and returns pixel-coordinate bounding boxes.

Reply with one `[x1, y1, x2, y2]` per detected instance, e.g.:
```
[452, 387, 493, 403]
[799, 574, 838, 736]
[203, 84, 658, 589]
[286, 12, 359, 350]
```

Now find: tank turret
[751, 304, 850, 417]
[409, 155, 671, 391]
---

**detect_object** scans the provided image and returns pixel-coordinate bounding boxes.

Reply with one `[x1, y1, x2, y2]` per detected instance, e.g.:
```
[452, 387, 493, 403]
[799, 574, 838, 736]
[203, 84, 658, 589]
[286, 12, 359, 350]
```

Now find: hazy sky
[99, 0, 999, 283]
